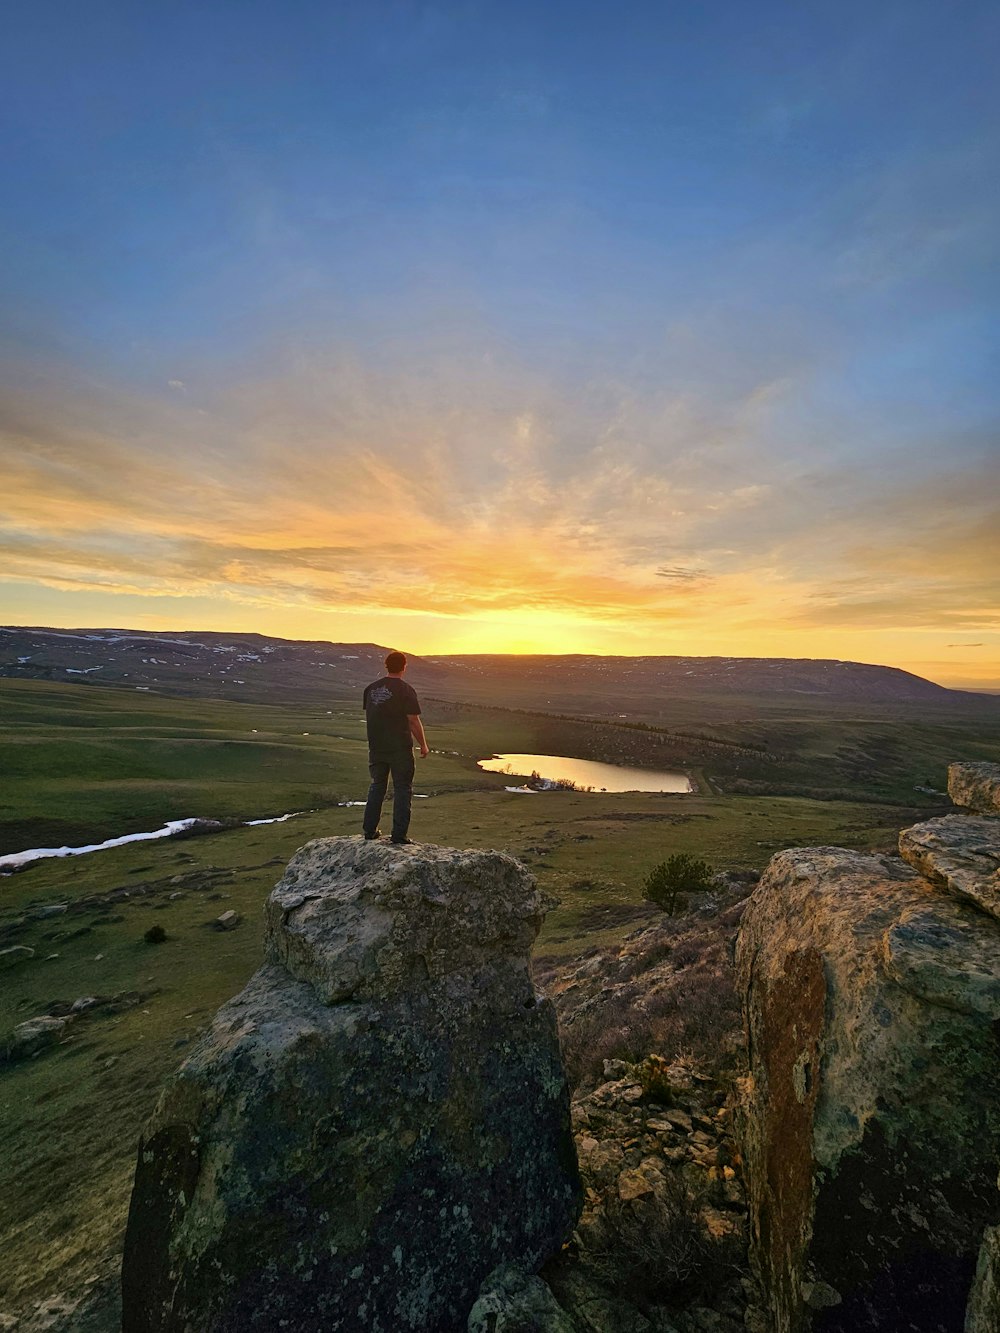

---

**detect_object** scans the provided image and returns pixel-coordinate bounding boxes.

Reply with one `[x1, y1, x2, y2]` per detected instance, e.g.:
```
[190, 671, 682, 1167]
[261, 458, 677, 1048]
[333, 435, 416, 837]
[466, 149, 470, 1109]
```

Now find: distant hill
[1, 626, 994, 717]
[428, 652, 976, 703]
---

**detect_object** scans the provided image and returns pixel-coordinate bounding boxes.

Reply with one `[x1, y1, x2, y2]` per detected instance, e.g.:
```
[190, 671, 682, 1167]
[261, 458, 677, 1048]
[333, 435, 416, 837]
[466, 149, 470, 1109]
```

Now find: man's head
[384, 650, 407, 676]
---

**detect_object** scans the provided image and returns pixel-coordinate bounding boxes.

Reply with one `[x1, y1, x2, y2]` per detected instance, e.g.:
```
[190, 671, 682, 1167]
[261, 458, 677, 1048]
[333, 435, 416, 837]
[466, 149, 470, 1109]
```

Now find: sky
[1, 1, 998, 685]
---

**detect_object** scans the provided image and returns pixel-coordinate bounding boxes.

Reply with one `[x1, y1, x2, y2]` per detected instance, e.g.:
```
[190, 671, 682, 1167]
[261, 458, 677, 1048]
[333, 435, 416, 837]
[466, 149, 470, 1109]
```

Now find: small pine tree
[642, 854, 714, 914]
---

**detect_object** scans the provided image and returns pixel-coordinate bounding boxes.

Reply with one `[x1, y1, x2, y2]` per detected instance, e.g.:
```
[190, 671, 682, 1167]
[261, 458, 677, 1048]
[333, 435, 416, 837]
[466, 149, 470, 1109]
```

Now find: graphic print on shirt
[364, 676, 421, 758]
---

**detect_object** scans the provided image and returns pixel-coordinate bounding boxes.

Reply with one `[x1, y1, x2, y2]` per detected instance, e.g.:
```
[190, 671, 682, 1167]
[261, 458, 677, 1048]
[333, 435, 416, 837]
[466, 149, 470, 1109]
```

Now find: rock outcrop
[6, 1014, 73, 1060]
[736, 763, 1000, 1331]
[121, 838, 581, 1333]
[0, 944, 35, 970]
[949, 760, 1000, 815]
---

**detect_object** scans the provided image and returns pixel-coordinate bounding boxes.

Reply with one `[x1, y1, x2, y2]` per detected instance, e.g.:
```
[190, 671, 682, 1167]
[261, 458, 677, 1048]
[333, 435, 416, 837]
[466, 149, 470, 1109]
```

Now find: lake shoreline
[478, 752, 694, 794]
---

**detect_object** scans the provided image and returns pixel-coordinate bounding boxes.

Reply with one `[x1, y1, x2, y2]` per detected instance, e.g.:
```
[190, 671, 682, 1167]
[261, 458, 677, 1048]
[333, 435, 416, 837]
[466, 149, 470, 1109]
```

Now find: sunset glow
[1, 3, 997, 686]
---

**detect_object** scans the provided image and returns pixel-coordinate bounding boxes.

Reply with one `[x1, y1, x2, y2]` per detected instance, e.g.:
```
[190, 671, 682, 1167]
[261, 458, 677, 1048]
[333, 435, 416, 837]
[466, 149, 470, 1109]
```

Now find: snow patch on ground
[1, 809, 312, 870]
[0, 819, 202, 870]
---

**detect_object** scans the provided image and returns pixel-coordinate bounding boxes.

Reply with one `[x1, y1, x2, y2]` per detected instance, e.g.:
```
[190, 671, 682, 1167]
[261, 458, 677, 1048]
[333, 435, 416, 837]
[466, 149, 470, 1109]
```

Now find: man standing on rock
[362, 650, 428, 845]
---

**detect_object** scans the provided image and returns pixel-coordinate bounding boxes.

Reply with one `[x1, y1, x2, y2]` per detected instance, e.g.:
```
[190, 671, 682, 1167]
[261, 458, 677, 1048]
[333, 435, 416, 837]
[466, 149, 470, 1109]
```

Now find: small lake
[478, 753, 693, 793]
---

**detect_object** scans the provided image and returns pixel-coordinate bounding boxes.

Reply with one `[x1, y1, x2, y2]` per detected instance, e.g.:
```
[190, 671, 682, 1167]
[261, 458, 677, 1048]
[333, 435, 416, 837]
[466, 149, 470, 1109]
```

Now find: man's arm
[408, 715, 429, 758]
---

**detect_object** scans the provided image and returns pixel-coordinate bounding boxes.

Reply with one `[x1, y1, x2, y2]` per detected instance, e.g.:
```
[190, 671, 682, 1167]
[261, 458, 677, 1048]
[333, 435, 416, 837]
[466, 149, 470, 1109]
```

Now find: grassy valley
[1, 665, 998, 1316]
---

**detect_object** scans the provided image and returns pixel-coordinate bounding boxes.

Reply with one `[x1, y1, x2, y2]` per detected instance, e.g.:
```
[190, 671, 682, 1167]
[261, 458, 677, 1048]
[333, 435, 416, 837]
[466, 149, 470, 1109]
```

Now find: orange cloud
[1, 347, 997, 681]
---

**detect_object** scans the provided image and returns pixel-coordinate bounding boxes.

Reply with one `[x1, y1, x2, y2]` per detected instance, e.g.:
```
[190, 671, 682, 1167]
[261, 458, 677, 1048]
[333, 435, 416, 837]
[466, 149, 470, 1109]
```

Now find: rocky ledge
[121, 838, 582, 1333]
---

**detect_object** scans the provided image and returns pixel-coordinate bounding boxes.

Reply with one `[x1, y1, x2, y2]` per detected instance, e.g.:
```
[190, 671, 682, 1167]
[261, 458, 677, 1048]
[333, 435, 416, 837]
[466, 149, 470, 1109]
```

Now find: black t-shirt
[362, 676, 421, 756]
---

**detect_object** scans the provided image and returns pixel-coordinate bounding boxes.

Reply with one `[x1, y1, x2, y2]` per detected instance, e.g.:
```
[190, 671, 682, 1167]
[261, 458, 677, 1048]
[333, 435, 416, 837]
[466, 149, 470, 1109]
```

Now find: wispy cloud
[1, 337, 996, 674]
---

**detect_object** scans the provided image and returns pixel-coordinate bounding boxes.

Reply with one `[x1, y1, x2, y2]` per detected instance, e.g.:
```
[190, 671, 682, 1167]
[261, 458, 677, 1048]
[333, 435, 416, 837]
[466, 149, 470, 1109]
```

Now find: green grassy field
[0, 680, 520, 857]
[0, 676, 989, 1313]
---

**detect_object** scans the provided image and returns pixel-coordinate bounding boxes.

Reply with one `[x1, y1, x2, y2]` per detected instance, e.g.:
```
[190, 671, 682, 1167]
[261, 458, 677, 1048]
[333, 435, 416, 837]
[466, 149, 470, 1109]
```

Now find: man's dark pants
[362, 749, 415, 841]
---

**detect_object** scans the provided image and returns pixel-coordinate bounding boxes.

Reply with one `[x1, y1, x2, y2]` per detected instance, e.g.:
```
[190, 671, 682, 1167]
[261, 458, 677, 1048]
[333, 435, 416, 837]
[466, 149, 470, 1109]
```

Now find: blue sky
[1, 1, 997, 681]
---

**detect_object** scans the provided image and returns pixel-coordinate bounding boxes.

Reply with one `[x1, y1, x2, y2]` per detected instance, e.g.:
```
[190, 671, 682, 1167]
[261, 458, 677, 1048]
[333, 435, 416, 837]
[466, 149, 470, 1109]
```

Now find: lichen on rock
[468, 1264, 578, 1332]
[121, 838, 581, 1333]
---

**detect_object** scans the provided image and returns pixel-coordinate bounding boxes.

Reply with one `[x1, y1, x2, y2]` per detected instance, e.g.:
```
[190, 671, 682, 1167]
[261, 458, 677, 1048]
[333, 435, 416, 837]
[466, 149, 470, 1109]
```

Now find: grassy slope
[0, 677, 990, 1311]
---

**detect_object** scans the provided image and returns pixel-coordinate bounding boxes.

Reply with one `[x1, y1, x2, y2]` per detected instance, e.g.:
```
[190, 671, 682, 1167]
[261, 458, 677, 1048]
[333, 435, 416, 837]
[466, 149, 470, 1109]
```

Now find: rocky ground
[542, 1056, 767, 1333]
[527, 875, 764, 1333]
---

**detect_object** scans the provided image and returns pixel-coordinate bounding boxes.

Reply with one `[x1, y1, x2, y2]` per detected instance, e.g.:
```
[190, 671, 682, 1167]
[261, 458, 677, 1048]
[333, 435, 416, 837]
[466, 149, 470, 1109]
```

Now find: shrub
[642, 961, 743, 1067]
[583, 1177, 742, 1307]
[558, 940, 743, 1091]
[639, 1053, 679, 1104]
[642, 854, 714, 913]
[669, 937, 705, 969]
[614, 923, 686, 980]
[559, 994, 654, 1090]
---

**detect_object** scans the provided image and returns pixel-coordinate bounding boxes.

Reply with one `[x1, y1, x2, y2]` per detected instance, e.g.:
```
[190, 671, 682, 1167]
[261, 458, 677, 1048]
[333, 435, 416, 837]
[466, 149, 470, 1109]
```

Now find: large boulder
[736, 829, 1000, 1331]
[948, 761, 1000, 815]
[121, 839, 582, 1333]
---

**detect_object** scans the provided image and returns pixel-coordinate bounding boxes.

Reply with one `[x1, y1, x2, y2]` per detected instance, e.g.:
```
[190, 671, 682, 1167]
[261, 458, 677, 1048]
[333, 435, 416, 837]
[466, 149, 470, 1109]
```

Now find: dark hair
[384, 650, 407, 674]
